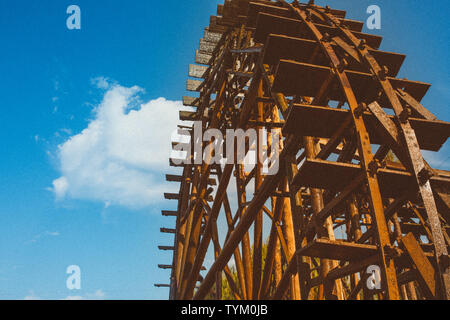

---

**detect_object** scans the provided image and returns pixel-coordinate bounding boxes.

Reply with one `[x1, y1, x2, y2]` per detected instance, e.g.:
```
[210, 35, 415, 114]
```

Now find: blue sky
[0, 1, 448, 300]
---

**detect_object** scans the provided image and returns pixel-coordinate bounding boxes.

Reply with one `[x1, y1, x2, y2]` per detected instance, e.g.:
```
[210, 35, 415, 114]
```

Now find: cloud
[26, 231, 60, 244]
[52, 177, 68, 199]
[63, 289, 106, 300]
[91, 76, 113, 90]
[24, 290, 41, 300]
[86, 289, 106, 300]
[63, 295, 84, 300]
[50, 80, 187, 209]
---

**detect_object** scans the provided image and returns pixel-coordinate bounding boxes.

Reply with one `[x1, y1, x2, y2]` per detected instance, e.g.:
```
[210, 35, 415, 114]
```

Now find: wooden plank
[337, 18, 363, 32]
[161, 228, 176, 234]
[298, 238, 378, 261]
[162, 210, 178, 217]
[272, 60, 431, 105]
[180, 111, 197, 121]
[217, 4, 224, 16]
[283, 104, 449, 151]
[186, 79, 203, 92]
[158, 246, 175, 251]
[164, 193, 180, 200]
[182, 96, 199, 107]
[204, 29, 223, 43]
[247, 1, 347, 28]
[401, 223, 427, 236]
[247, 2, 292, 27]
[434, 186, 450, 224]
[401, 232, 437, 298]
[195, 50, 212, 65]
[397, 88, 437, 120]
[189, 64, 208, 79]
[158, 265, 173, 269]
[199, 39, 217, 55]
[166, 174, 183, 182]
[292, 158, 450, 198]
[263, 34, 405, 77]
[254, 13, 381, 49]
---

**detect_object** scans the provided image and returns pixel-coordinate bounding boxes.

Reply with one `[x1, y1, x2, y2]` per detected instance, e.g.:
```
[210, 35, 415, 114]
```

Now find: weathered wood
[199, 39, 217, 55]
[179, 111, 197, 121]
[162, 210, 178, 217]
[159, 1, 449, 301]
[189, 64, 208, 78]
[186, 79, 203, 92]
[164, 193, 180, 200]
[182, 96, 199, 108]
[401, 233, 437, 298]
[195, 50, 212, 65]
[283, 103, 449, 151]
[272, 60, 430, 104]
[161, 228, 176, 234]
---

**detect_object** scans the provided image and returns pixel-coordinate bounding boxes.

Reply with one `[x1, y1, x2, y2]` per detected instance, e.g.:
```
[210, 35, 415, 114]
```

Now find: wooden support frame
[156, 0, 450, 301]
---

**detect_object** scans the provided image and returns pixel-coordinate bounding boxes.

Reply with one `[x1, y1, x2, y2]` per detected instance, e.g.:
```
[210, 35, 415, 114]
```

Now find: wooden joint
[354, 102, 367, 118]
[418, 167, 435, 186]
[358, 39, 366, 50]
[399, 106, 412, 123]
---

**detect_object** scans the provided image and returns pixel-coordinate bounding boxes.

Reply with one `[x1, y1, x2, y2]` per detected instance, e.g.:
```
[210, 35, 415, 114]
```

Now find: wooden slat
[182, 96, 199, 107]
[180, 111, 197, 121]
[401, 223, 427, 236]
[166, 174, 182, 182]
[195, 50, 212, 65]
[298, 238, 377, 261]
[189, 64, 208, 78]
[401, 233, 437, 298]
[204, 29, 223, 43]
[158, 246, 175, 251]
[164, 193, 180, 200]
[263, 34, 405, 77]
[434, 186, 450, 224]
[186, 79, 203, 92]
[162, 210, 178, 217]
[272, 60, 431, 105]
[199, 39, 217, 55]
[292, 158, 450, 198]
[247, 1, 293, 27]
[254, 13, 381, 49]
[282, 103, 450, 151]
[247, 1, 347, 28]
[161, 228, 176, 234]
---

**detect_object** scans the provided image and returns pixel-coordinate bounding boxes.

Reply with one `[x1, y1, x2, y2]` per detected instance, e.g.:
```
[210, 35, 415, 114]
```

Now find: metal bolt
[399, 106, 412, 123]
[354, 103, 367, 118]
[358, 39, 366, 50]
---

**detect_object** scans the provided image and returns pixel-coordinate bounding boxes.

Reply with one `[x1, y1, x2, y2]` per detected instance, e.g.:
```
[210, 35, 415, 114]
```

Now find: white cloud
[62, 289, 106, 300]
[63, 295, 84, 300]
[91, 76, 113, 90]
[52, 177, 68, 199]
[51, 80, 187, 209]
[86, 289, 106, 300]
[24, 290, 41, 300]
[26, 231, 60, 244]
